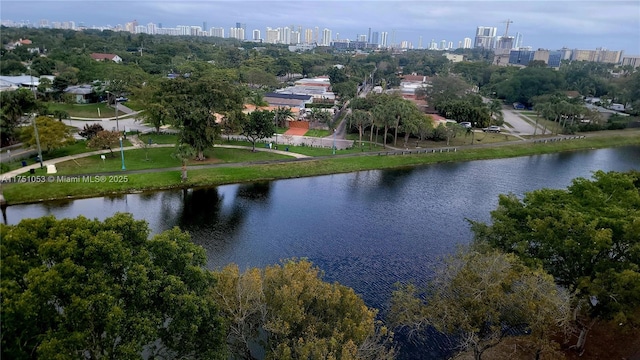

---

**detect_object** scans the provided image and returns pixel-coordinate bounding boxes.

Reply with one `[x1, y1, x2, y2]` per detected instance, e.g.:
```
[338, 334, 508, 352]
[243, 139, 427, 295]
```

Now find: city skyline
[2, 0, 639, 54]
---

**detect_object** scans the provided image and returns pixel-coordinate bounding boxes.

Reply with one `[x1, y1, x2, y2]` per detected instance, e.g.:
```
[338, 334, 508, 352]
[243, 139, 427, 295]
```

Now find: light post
[273, 133, 278, 145]
[332, 128, 336, 155]
[32, 115, 44, 169]
[106, 91, 119, 132]
[119, 137, 126, 170]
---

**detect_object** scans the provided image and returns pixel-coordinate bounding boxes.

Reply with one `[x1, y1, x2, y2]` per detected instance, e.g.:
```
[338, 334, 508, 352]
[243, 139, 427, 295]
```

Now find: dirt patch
[284, 128, 307, 136]
[187, 157, 222, 166]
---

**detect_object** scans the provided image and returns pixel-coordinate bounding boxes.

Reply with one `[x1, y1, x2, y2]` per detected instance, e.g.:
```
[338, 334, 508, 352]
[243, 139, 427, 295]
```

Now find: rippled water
[5, 146, 640, 358]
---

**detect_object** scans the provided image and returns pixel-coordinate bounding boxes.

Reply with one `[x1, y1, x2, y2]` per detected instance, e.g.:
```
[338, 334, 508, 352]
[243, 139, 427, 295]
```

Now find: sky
[2, 0, 639, 54]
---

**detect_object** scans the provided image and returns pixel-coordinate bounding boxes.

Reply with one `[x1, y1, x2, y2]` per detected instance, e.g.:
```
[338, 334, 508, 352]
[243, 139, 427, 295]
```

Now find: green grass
[46, 102, 125, 119]
[4, 131, 639, 205]
[139, 133, 179, 144]
[48, 146, 290, 175]
[304, 129, 332, 137]
[0, 140, 131, 173]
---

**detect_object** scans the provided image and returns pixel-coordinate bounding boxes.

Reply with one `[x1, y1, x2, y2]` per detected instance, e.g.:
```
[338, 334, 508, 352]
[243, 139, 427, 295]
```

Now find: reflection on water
[3, 146, 640, 359]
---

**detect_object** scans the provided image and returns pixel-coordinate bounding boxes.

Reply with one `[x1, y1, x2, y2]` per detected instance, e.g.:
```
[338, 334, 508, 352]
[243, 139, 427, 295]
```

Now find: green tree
[389, 248, 571, 360]
[471, 170, 640, 351]
[159, 76, 244, 160]
[0, 88, 40, 146]
[1, 213, 226, 360]
[20, 115, 75, 153]
[241, 110, 276, 151]
[221, 110, 246, 141]
[348, 109, 372, 151]
[172, 143, 196, 182]
[87, 130, 121, 157]
[212, 259, 394, 360]
[273, 106, 295, 128]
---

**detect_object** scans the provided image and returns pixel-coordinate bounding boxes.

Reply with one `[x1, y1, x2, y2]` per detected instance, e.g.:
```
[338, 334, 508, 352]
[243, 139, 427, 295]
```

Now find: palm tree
[172, 143, 196, 182]
[372, 105, 394, 148]
[274, 106, 295, 128]
[247, 91, 268, 108]
[349, 109, 371, 151]
[488, 99, 503, 125]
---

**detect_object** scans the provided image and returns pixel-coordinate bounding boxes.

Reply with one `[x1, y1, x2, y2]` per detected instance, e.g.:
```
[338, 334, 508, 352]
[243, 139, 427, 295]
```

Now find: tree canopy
[389, 248, 571, 360]
[1, 213, 226, 360]
[471, 170, 640, 325]
[212, 259, 394, 360]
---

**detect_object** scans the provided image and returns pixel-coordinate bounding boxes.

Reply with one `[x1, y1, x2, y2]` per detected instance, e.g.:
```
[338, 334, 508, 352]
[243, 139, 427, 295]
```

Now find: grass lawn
[46, 102, 125, 119]
[50, 146, 290, 175]
[139, 133, 179, 144]
[304, 129, 332, 137]
[0, 140, 131, 173]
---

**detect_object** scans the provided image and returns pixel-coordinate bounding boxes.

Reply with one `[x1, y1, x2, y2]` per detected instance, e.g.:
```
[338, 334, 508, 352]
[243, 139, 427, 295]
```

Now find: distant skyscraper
[440, 40, 446, 50]
[283, 27, 291, 44]
[368, 27, 371, 44]
[380, 32, 388, 47]
[210, 27, 224, 38]
[252, 29, 260, 40]
[371, 32, 379, 46]
[321, 28, 332, 46]
[448, 41, 454, 50]
[234, 22, 246, 39]
[305, 28, 313, 44]
[266, 27, 279, 43]
[203, 21, 207, 31]
[514, 32, 523, 49]
[474, 26, 497, 49]
[147, 22, 156, 35]
[463, 37, 472, 49]
[229, 27, 245, 40]
[418, 36, 423, 49]
[314, 27, 319, 43]
[429, 39, 437, 50]
[358, 34, 367, 42]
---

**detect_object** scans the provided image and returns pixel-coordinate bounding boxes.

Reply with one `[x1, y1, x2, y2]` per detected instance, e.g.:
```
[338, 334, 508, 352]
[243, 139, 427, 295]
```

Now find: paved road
[502, 108, 550, 136]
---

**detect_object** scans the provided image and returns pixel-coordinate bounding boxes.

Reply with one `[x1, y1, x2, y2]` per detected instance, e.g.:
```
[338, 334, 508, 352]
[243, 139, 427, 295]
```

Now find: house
[64, 85, 95, 104]
[0, 75, 40, 91]
[90, 53, 123, 63]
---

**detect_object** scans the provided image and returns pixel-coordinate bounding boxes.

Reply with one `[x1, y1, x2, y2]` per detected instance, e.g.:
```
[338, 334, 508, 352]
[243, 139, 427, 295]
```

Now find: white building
[321, 28, 332, 46]
[380, 32, 388, 47]
[463, 37, 472, 49]
[210, 27, 224, 38]
[252, 29, 261, 41]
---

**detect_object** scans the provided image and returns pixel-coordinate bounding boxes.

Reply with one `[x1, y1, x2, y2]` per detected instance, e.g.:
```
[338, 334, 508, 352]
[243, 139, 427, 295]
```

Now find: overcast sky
[3, 0, 639, 54]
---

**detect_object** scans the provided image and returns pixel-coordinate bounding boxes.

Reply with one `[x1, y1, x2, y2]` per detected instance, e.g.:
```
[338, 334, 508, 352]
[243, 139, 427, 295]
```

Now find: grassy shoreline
[2, 132, 639, 205]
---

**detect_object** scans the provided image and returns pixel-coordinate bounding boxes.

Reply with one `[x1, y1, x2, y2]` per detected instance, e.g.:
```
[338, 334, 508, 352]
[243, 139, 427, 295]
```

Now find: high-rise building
[440, 40, 446, 50]
[234, 22, 246, 40]
[463, 37, 472, 49]
[291, 30, 301, 44]
[514, 32, 523, 49]
[210, 27, 224, 38]
[252, 29, 261, 41]
[305, 28, 314, 44]
[418, 36, 423, 49]
[474, 26, 497, 49]
[321, 28, 332, 46]
[135, 25, 146, 34]
[266, 27, 280, 44]
[203, 22, 207, 31]
[229, 27, 245, 40]
[380, 32, 388, 47]
[371, 32, 379, 46]
[368, 27, 372, 44]
[358, 34, 367, 42]
[146, 22, 156, 35]
[429, 39, 437, 50]
[314, 27, 319, 43]
[448, 41, 454, 50]
[283, 27, 291, 44]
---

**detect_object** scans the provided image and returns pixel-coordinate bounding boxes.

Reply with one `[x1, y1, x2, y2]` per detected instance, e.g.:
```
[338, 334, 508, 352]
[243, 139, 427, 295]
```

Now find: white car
[483, 125, 501, 133]
[459, 122, 472, 129]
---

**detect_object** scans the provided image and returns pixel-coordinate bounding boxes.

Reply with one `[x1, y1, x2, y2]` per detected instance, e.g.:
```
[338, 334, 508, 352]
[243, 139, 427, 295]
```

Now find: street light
[32, 114, 44, 169]
[119, 137, 126, 170]
[106, 91, 119, 132]
[332, 128, 336, 155]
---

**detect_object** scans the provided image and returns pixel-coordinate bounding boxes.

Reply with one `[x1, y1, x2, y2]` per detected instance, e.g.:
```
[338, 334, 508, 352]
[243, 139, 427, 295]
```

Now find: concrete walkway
[0, 138, 309, 179]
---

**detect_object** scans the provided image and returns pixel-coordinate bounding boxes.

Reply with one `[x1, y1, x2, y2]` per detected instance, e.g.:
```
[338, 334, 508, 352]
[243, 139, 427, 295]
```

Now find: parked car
[459, 122, 472, 129]
[483, 125, 501, 133]
[116, 97, 128, 102]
